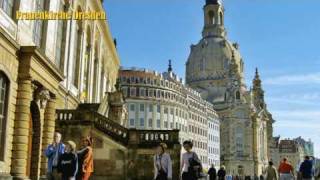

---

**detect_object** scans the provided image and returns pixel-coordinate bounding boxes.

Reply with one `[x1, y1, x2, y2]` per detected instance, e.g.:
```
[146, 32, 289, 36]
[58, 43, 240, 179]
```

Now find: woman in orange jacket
[77, 137, 94, 180]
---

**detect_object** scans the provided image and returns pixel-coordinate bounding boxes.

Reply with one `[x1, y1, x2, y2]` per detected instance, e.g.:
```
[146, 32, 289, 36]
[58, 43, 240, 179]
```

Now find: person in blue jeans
[45, 132, 65, 180]
[299, 156, 313, 180]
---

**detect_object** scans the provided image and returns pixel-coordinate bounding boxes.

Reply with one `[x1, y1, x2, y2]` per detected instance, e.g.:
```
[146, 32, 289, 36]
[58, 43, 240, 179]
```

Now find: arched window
[0, 0, 14, 17]
[235, 126, 244, 155]
[260, 128, 265, 159]
[92, 40, 99, 101]
[0, 72, 9, 160]
[72, 9, 83, 87]
[199, 58, 205, 71]
[55, 1, 67, 70]
[33, 0, 45, 47]
[82, 26, 92, 102]
[208, 11, 215, 25]
[220, 12, 224, 25]
[236, 91, 240, 100]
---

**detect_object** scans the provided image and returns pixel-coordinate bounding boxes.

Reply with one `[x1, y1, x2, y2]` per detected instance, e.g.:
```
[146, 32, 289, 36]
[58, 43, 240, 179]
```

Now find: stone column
[40, 97, 56, 176]
[11, 78, 32, 179]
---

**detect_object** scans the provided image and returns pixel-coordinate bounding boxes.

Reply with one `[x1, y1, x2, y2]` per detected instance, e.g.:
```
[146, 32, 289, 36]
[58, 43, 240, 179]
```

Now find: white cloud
[264, 72, 320, 85]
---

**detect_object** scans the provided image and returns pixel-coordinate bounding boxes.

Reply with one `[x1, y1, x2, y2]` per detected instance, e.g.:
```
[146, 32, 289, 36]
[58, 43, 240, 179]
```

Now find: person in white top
[154, 143, 172, 180]
[180, 140, 202, 180]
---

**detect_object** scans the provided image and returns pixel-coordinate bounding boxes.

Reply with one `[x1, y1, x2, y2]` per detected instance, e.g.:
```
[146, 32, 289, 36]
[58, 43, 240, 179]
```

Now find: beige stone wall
[0, 30, 19, 175]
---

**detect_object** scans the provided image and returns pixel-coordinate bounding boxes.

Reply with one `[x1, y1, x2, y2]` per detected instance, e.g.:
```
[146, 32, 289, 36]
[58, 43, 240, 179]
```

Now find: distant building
[294, 136, 314, 157]
[118, 64, 221, 168]
[270, 137, 310, 170]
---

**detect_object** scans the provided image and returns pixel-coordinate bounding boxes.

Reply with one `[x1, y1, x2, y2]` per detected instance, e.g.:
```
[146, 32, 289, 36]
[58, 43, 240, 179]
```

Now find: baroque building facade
[0, 0, 119, 179]
[185, 0, 274, 175]
[118, 64, 221, 169]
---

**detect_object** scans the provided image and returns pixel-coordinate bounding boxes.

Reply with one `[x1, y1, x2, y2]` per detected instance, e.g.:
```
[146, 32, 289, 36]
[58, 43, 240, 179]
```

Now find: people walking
[266, 161, 278, 180]
[180, 140, 202, 180]
[208, 164, 217, 180]
[76, 137, 94, 180]
[45, 132, 65, 180]
[278, 158, 294, 180]
[299, 156, 313, 180]
[217, 166, 226, 180]
[58, 140, 78, 180]
[153, 143, 172, 180]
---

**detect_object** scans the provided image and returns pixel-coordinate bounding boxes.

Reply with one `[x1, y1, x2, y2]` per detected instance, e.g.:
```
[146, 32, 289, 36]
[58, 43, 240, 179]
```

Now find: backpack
[188, 152, 202, 178]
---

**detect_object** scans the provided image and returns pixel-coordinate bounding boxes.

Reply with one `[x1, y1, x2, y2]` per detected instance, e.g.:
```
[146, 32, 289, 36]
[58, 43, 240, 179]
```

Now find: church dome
[186, 36, 243, 84]
[185, 0, 245, 103]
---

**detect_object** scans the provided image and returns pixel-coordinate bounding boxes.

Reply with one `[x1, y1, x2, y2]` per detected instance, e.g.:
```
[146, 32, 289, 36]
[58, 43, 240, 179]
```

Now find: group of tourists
[45, 132, 93, 180]
[150, 140, 204, 180]
[274, 156, 315, 180]
[206, 156, 316, 180]
[150, 141, 317, 180]
[45, 132, 317, 180]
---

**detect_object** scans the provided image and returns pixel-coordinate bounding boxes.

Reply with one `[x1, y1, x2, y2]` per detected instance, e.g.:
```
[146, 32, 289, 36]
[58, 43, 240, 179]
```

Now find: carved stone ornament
[34, 86, 51, 109]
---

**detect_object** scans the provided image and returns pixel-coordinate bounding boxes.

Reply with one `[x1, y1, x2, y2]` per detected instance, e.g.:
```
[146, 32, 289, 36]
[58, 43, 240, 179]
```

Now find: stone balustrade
[56, 109, 179, 147]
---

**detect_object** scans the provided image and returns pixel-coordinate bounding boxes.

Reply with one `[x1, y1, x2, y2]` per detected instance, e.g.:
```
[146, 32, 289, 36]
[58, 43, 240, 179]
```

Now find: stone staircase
[56, 105, 181, 180]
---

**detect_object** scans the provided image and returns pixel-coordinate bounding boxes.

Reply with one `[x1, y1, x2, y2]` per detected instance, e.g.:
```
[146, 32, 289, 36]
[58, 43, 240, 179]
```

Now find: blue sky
[103, 0, 320, 157]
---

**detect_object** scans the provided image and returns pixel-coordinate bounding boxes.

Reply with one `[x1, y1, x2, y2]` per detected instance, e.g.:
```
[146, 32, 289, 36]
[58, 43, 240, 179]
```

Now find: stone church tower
[186, 0, 274, 175]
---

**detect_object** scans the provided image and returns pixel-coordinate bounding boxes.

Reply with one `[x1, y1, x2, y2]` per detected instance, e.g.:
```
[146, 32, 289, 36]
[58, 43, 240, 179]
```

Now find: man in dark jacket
[299, 156, 313, 180]
[208, 164, 217, 180]
[217, 166, 226, 180]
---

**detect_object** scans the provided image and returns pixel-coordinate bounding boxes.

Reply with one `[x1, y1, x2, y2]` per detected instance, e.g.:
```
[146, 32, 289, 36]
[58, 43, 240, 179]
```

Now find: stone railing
[56, 109, 179, 148]
[56, 109, 129, 145]
[128, 129, 179, 148]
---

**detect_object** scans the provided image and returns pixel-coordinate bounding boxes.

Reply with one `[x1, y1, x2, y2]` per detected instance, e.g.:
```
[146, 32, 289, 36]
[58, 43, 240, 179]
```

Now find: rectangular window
[149, 104, 153, 112]
[140, 88, 145, 96]
[148, 118, 153, 128]
[164, 107, 168, 114]
[170, 108, 174, 115]
[140, 118, 144, 127]
[129, 119, 135, 127]
[156, 119, 161, 128]
[157, 105, 161, 113]
[140, 104, 144, 111]
[0, 0, 14, 17]
[164, 121, 168, 128]
[130, 104, 135, 111]
[130, 88, 136, 96]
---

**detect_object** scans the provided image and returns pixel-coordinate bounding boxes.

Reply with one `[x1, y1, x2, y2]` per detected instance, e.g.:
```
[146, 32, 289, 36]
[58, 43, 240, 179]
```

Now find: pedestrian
[254, 174, 259, 180]
[245, 176, 251, 180]
[127, 160, 138, 180]
[180, 140, 202, 180]
[266, 161, 278, 180]
[299, 156, 313, 180]
[259, 174, 264, 180]
[208, 164, 217, 180]
[226, 174, 233, 180]
[278, 158, 294, 180]
[45, 132, 65, 180]
[153, 143, 172, 180]
[217, 166, 226, 180]
[58, 140, 78, 180]
[76, 136, 93, 180]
